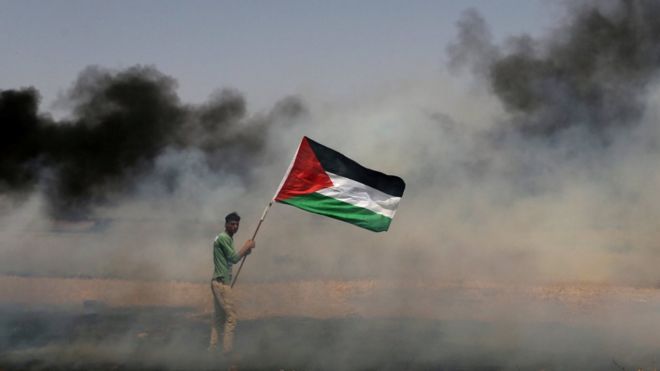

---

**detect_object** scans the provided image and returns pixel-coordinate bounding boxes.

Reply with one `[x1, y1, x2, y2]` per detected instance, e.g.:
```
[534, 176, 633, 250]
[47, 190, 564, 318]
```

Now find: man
[209, 211, 255, 355]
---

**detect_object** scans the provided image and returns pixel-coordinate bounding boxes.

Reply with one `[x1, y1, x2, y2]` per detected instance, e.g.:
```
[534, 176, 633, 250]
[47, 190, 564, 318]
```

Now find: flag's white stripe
[317, 172, 401, 218]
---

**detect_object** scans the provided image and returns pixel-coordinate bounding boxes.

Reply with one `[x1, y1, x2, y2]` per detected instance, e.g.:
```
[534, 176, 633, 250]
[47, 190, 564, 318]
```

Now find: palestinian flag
[274, 136, 405, 232]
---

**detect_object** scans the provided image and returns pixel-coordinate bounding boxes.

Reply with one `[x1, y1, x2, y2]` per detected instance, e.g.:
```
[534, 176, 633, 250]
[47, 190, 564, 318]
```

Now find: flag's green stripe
[278, 192, 392, 232]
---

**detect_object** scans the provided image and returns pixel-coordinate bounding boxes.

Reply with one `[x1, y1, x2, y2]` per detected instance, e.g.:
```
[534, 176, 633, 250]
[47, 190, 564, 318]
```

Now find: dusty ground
[1, 275, 660, 370]
[3, 275, 660, 319]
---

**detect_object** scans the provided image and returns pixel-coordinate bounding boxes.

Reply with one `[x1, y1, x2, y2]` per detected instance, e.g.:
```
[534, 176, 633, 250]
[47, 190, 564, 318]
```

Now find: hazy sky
[1, 0, 553, 114]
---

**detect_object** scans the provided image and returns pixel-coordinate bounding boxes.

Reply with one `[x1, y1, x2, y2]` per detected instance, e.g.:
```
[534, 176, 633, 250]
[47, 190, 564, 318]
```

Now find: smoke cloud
[0, 65, 305, 218]
[437, 0, 660, 284]
[2, 1, 660, 286]
[450, 0, 660, 138]
[0, 0, 658, 288]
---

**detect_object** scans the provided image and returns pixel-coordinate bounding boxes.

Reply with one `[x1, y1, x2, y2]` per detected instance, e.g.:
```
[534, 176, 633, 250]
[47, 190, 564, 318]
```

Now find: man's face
[225, 220, 240, 236]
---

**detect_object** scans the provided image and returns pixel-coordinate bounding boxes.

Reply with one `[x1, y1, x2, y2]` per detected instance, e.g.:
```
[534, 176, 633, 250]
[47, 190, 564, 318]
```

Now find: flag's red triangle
[275, 137, 333, 201]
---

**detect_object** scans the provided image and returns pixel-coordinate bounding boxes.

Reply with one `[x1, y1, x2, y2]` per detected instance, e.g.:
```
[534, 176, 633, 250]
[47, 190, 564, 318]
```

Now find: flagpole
[230, 138, 301, 288]
[231, 200, 273, 288]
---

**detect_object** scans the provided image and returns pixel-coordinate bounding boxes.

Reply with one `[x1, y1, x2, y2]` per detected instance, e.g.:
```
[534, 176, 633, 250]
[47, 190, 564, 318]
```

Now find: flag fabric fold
[274, 136, 405, 232]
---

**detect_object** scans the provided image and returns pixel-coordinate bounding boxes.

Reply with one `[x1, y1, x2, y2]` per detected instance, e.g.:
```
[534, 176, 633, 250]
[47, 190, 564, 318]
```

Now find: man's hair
[225, 212, 241, 223]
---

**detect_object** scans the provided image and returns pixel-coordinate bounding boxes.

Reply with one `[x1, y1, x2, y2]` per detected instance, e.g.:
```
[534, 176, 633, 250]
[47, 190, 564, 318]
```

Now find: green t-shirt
[212, 231, 241, 282]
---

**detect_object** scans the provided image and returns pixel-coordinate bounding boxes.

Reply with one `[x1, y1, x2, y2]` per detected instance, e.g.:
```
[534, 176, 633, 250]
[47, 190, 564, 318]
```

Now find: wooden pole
[230, 137, 299, 288]
[231, 201, 273, 288]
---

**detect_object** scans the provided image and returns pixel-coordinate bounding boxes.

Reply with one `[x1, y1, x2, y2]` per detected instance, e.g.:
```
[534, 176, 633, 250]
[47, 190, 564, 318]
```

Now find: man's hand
[240, 239, 255, 257]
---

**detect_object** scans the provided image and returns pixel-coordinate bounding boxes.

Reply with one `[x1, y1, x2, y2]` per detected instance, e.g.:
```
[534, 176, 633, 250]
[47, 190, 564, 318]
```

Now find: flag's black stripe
[306, 137, 405, 197]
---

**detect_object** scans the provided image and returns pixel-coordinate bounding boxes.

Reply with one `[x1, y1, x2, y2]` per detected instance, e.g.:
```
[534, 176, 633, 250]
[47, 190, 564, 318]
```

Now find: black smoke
[449, 0, 660, 138]
[0, 65, 306, 218]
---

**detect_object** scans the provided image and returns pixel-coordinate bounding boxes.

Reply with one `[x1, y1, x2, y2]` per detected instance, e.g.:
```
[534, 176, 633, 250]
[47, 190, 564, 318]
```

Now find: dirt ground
[1, 275, 659, 370]
[3, 275, 660, 319]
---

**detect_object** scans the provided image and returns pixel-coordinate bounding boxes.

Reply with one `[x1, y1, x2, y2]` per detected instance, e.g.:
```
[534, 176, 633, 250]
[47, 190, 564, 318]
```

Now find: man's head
[224, 212, 241, 236]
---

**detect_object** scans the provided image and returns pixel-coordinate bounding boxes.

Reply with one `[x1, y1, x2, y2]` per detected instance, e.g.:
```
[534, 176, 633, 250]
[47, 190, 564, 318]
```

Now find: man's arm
[237, 239, 255, 258]
[218, 235, 255, 264]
